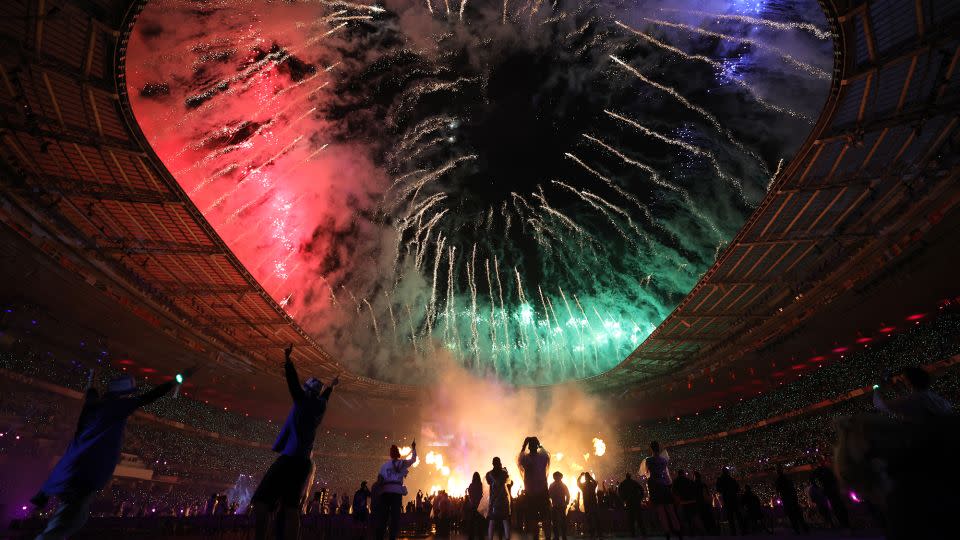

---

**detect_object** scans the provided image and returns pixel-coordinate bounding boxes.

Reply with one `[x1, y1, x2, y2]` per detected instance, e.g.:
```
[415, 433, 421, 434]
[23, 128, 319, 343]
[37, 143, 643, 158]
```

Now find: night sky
[127, 0, 832, 384]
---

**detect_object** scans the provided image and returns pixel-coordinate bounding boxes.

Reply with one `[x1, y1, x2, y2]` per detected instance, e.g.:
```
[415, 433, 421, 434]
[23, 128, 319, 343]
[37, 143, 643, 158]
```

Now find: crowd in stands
[622, 309, 960, 446]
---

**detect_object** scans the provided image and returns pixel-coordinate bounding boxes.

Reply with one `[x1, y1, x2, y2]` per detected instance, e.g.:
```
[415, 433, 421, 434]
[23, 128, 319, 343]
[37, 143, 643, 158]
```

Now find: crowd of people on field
[7, 309, 960, 540]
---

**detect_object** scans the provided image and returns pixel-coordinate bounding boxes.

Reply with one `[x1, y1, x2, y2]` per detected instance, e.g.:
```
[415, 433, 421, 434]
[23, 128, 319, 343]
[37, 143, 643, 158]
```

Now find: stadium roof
[0, 0, 957, 403]
[0, 0, 413, 399]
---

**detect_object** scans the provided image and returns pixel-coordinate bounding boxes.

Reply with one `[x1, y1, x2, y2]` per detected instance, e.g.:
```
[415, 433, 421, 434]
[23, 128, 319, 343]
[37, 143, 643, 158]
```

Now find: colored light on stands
[175, 373, 184, 384]
[872, 384, 880, 390]
[809, 355, 827, 362]
[906, 313, 926, 321]
[831, 347, 848, 353]
[879, 326, 896, 333]
[849, 491, 861, 503]
[856, 337, 873, 344]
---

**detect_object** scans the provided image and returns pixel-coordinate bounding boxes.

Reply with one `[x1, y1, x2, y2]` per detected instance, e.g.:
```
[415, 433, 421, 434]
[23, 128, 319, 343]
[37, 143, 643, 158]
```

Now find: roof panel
[899, 115, 950, 165]
[38, 6, 91, 69]
[869, 0, 919, 57]
[872, 58, 912, 116]
[853, 16, 870, 68]
[832, 78, 866, 128]
[806, 140, 845, 182]
[833, 131, 881, 176]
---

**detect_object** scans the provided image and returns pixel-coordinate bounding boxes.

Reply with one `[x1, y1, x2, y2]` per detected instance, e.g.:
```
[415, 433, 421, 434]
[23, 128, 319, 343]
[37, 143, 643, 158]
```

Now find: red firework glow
[125, 1, 385, 323]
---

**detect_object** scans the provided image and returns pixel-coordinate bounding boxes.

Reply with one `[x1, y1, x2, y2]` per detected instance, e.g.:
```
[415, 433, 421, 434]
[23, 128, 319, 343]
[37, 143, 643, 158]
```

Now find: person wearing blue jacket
[252, 344, 338, 540]
[31, 366, 194, 540]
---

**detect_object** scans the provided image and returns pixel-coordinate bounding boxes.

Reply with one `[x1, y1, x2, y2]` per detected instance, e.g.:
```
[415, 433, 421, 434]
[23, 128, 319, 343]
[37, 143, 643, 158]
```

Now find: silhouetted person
[518, 436, 552, 539]
[673, 470, 700, 534]
[618, 473, 646, 538]
[811, 458, 848, 528]
[549, 472, 570, 540]
[486, 457, 511, 540]
[715, 468, 743, 535]
[740, 485, 764, 533]
[693, 472, 717, 534]
[578, 472, 601, 539]
[641, 441, 682, 540]
[353, 481, 371, 522]
[307, 492, 322, 515]
[31, 367, 193, 540]
[775, 465, 808, 534]
[376, 440, 417, 540]
[807, 479, 833, 527]
[873, 366, 952, 420]
[252, 345, 338, 540]
[467, 472, 484, 540]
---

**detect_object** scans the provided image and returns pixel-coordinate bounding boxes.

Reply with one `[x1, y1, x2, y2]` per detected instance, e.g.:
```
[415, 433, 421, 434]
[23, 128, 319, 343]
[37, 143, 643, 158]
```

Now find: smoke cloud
[400, 356, 621, 503]
[126, 0, 831, 385]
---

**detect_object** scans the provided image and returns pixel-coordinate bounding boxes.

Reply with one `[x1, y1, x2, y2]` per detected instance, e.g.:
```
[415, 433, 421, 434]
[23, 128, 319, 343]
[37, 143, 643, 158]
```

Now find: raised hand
[284, 344, 294, 360]
[331, 375, 340, 386]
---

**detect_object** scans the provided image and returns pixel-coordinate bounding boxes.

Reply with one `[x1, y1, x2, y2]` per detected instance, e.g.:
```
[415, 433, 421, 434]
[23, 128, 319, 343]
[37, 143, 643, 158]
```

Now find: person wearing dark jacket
[353, 482, 371, 522]
[716, 468, 743, 535]
[618, 473, 646, 538]
[774, 465, 808, 535]
[811, 459, 848, 528]
[31, 366, 193, 540]
[467, 472, 485, 540]
[693, 472, 717, 534]
[252, 345, 338, 540]
[673, 470, 700, 534]
[740, 485, 765, 533]
[578, 472, 600, 539]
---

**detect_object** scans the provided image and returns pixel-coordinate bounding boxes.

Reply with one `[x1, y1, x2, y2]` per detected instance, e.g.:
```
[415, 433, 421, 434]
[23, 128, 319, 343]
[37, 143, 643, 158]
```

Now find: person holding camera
[873, 366, 952, 420]
[518, 436, 552, 539]
[376, 439, 417, 540]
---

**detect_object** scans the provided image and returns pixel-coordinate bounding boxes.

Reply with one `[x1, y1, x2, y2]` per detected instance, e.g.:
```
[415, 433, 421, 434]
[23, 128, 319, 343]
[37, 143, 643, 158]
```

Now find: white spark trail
[604, 104, 746, 195]
[552, 180, 645, 248]
[206, 135, 304, 211]
[363, 298, 381, 342]
[563, 152, 661, 223]
[532, 190, 591, 239]
[615, 21, 812, 122]
[582, 133, 719, 237]
[641, 17, 831, 80]
[660, 8, 832, 40]
[609, 55, 764, 181]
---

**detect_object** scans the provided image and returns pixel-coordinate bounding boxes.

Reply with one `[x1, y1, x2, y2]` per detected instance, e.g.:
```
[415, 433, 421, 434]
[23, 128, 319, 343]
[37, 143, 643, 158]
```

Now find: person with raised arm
[32, 365, 196, 540]
[251, 344, 338, 540]
[376, 440, 418, 540]
[518, 436, 552, 539]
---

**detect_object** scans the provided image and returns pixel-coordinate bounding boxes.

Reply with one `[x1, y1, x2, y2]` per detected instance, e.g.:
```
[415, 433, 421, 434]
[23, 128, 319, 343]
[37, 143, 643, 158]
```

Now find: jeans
[550, 506, 567, 540]
[376, 492, 403, 540]
[35, 491, 95, 540]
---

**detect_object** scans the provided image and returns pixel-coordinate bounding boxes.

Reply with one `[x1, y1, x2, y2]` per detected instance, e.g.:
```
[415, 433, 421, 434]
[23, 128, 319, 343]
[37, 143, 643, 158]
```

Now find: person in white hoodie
[375, 440, 417, 540]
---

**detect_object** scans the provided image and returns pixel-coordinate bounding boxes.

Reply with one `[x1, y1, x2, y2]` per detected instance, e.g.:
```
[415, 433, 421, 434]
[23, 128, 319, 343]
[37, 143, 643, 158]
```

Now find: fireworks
[127, 0, 831, 384]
